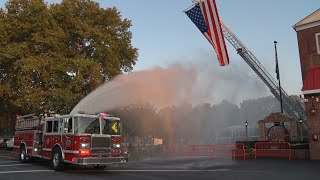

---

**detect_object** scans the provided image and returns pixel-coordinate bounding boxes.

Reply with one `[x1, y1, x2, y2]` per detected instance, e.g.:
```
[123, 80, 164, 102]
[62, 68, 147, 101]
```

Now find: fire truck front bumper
[73, 156, 128, 166]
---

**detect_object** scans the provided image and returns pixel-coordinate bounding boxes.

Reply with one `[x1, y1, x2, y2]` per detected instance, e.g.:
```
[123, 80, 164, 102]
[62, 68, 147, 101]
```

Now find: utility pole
[274, 41, 283, 114]
[245, 121, 248, 141]
[299, 118, 303, 141]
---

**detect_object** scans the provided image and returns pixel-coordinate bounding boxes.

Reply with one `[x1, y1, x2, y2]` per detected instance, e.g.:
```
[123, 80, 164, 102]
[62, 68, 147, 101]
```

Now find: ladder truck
[13, 112, 128, 171]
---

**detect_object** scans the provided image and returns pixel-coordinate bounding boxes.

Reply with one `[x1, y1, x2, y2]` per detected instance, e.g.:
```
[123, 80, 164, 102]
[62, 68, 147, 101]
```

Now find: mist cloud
[70, 52, 269, 114]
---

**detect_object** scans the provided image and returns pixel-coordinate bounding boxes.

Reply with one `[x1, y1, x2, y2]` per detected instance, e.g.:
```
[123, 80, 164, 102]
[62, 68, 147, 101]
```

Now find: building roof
[302, 66, 320, 95]
[293, 8, 320, 31]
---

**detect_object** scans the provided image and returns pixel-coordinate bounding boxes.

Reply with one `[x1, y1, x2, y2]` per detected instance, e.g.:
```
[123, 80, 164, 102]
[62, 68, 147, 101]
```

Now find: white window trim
[316, 33, 320, 54]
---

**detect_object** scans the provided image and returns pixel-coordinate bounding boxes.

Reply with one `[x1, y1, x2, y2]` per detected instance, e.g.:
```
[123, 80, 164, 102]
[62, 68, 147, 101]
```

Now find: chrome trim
[64, 150, 79, 154]
[43, 133, 64, 135]
[105, 117, 120, 121]
[14, 130, 42, 133]
[91, 135, 111, 149]
[74, 114, 99, 118]
[91, 134, 111, 137]
[42, 148, 52, 151]
[73, 156, 128, 165]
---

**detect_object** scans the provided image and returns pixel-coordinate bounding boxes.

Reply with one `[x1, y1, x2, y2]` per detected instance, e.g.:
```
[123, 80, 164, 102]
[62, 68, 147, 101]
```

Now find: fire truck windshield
[102, 119, 121, 135]
[74, 116, 100, 134]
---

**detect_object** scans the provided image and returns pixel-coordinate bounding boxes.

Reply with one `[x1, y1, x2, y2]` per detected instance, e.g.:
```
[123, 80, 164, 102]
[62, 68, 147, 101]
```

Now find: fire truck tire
[19, 146, 28, 163]
[51, 148, 64, 171]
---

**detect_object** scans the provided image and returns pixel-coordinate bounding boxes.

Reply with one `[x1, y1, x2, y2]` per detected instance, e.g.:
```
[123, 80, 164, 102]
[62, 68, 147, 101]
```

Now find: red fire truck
[12, 112, 128, 171]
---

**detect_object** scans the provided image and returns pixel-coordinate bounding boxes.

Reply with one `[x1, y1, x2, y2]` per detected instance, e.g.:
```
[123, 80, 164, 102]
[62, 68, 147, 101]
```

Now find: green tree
[0, 0, 138, 129]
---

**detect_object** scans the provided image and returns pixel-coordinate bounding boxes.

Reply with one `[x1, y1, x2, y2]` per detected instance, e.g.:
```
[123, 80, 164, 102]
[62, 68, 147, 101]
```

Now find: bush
[236, 141, 268, 149]
[290, 141, 309, 149]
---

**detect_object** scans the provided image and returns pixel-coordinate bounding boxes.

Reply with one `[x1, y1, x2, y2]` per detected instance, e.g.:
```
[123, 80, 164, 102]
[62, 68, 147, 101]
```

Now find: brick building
[293, 8, 320, 160]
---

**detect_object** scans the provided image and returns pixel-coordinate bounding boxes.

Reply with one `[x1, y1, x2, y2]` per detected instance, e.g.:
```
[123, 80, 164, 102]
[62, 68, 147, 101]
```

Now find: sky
[1, 0, 319, 99]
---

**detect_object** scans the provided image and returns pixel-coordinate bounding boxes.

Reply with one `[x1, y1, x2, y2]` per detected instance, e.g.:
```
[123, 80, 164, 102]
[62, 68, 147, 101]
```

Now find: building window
[316, 33, 320, 54]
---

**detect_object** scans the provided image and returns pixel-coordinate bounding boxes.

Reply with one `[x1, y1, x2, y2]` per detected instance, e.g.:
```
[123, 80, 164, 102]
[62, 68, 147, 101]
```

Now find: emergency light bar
[98, 112, 107, 116]
[97, 112, 114, 117]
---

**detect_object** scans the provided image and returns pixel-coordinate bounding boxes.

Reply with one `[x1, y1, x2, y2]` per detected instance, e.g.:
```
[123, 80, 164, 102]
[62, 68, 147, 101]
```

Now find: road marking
[0, 164, 29, 167]
[0, 169, 231, 174]
[101, 169, 230, 172]
[0, 155, 16, 160]
[0, 168, 266, 174]
[0, 170, 53, 174]
[0, 161, 18, 164]
[229, 169, 265, 173]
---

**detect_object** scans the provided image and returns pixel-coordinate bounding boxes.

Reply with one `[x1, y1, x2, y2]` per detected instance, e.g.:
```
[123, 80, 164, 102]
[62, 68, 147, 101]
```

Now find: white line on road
[0, 168, 267, 175]
[102, 169, 230, 172]
[0, 169, 230, 175]
[0, 161, 18, 164]
[0, 164, 29, 167]
[0, 170, 53, 174]
[0, 155, 16, 159]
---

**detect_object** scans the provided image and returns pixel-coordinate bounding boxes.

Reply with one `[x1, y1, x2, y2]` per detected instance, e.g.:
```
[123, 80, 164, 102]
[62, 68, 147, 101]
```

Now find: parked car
[5, 137, 14, 150]
[0, 139, 8, 149]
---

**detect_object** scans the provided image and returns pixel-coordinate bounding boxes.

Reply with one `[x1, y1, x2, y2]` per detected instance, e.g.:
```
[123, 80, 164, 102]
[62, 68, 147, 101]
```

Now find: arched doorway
[267, 125, 290, 141]
[258, 112, 301, 142]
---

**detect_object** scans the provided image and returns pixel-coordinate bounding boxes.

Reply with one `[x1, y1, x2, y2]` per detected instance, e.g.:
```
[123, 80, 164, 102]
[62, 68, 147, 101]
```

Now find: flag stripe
[204, 32, 215, 48]
[184, 0, 229, 66]
[200, 0, 229, 66]
[205, 0, 228, 66]
[200, 3, 218, 51]
[204, 0, 225, 66]
[211, 0, 229, 65]
[201, 1, 221, 65]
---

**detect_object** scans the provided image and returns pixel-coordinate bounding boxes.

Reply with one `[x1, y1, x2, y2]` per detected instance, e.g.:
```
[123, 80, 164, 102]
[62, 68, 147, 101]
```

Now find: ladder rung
[222, 21, 306, 122]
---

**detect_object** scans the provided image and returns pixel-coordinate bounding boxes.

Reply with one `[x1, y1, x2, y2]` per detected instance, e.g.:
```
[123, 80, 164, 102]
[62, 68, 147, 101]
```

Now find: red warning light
[310, 103, 316, 114]
[99, 112, 107, 117]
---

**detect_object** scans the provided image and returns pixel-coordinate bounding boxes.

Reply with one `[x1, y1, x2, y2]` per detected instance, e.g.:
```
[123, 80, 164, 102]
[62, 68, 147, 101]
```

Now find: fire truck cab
[13, 112, 128, 171]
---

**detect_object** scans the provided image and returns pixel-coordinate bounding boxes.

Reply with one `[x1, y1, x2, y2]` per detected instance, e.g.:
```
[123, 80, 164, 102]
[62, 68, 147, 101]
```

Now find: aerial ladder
[220, 22, 306, 128]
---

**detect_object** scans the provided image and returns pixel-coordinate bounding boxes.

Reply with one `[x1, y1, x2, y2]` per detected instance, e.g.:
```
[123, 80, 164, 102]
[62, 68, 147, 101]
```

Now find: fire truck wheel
[51, 148, 64, 171]
[93, 165, 106, 170]
[19, 147, 28, 163]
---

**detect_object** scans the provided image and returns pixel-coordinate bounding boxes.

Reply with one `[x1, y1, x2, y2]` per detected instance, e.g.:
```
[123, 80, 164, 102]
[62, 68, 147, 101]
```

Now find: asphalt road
[1, 150, 320, 180]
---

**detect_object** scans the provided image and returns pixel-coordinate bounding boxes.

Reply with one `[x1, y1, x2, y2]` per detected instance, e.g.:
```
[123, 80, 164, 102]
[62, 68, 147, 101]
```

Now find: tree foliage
[0, 0, 138, 119]
[109, 96, 283, 145]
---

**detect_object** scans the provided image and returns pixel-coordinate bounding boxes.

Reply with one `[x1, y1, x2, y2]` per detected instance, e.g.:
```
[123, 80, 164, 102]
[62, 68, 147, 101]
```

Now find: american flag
[185, 0, 229, 66]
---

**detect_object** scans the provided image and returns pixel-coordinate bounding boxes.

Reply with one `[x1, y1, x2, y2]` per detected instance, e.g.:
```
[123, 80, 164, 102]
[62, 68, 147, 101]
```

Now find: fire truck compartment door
[63, 118, 74, 150]
[63, 135, 73, 150]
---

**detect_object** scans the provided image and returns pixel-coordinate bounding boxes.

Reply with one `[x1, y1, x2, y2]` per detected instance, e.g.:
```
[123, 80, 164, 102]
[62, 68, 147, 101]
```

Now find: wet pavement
[0, 150, 320, 180]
